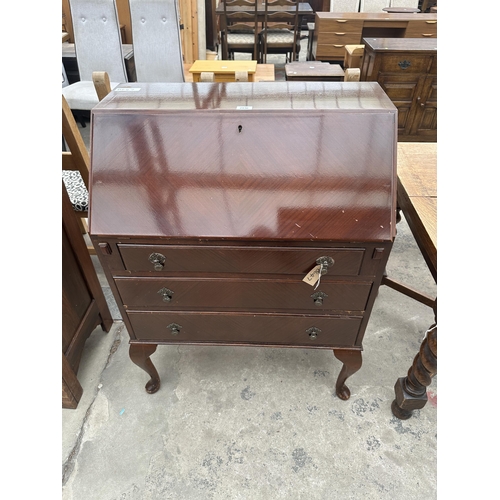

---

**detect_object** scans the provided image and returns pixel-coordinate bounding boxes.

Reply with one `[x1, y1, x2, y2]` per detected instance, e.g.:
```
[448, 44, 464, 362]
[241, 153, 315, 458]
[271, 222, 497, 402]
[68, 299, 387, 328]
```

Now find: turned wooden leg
[333, 349, 363, 400]
[392, 324, 437, 419]
[129, 343, 161, 394]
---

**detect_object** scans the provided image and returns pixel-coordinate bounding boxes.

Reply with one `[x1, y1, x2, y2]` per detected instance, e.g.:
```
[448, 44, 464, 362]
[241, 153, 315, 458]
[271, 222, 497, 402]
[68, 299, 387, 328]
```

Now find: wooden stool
[344, 45, 365, 69]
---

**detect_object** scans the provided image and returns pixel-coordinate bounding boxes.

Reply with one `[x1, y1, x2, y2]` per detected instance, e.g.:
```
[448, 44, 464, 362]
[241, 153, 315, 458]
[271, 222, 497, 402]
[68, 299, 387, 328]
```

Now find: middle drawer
[115, 277, 372, 313]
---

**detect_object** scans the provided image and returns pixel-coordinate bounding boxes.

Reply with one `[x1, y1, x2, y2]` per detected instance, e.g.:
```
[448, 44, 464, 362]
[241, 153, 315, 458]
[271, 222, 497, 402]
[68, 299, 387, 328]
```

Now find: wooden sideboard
[360, 37, 437, 142]
[89, 82, 397, 400]
[311, 12, 437, 62]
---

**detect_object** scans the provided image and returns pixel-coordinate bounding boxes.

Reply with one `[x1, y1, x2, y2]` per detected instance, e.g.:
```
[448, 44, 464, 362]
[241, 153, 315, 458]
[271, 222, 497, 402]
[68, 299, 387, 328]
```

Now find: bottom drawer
[127, 311, 362, 347]
[315, 44, 348, 60]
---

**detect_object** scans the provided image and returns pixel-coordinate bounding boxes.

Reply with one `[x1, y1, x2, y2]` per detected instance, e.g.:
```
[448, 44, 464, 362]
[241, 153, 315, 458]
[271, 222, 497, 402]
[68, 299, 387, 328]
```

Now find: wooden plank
[180, 0, 199, 63]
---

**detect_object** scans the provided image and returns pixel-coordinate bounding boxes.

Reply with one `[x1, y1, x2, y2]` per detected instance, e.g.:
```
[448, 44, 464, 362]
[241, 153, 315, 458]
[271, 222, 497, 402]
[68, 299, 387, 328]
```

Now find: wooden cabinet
[89, 82, 397, 400]
[360, 37, 437, 142]
[312, 12, 437, 61]
[62, 183, 113, 409]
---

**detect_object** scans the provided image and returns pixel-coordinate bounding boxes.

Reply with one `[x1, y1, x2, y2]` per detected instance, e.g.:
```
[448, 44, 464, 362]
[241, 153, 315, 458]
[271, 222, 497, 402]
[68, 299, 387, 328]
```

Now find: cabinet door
[409, 74, 437, 140]
[375, 73, 426, 139]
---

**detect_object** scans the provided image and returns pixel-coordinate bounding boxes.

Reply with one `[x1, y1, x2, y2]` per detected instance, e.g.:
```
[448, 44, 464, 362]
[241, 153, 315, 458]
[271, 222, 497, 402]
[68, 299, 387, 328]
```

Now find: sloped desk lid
[89, 82, 397, 242]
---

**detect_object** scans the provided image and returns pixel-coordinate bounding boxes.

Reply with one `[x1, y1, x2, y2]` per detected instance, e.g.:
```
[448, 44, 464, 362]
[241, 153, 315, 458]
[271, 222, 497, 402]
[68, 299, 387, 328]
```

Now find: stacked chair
[61, 0, 128, 126]
[221, 0, 260, 61]
[261, 0, 301, 63]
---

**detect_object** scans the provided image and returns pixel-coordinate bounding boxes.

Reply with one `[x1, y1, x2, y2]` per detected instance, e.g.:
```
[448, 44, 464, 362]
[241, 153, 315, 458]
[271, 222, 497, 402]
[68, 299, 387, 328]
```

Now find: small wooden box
[189, 60, 257, 82]
[285, 62, 344, 81]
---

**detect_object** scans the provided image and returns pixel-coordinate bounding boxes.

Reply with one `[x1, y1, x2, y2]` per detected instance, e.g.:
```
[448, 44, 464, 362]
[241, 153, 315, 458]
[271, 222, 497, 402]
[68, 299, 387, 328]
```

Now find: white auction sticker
[114, 87, 141, 92]
[236, 106, 252, 110]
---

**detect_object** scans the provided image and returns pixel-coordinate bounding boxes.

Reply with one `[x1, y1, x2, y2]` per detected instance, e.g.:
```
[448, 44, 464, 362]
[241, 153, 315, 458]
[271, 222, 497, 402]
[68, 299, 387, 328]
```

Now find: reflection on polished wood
[90, 82, 396, 241]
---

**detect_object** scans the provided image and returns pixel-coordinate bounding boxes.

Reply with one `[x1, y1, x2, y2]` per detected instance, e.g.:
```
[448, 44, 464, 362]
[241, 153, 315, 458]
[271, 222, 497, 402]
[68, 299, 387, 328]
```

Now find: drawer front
[405, 20, 437, 38]
[319, 19, 363, 34]
[127, 311, 362, 347]
[118, 245, 365, 276]
[115, 277, 373, 312]
[317, 32, 362, 46]
[379, 54, 434, 74]
[315, 44, 350, 59]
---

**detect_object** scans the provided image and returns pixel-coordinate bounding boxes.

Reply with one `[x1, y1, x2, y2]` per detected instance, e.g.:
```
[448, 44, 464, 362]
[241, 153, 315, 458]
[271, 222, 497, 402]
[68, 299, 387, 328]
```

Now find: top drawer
[118, 244, 365, 276]
[405, 20, 437, 38]
[318, 18, 363, 34]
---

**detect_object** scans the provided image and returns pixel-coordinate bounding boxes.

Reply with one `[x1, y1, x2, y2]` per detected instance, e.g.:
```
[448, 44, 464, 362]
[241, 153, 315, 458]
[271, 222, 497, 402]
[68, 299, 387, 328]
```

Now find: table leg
[129, 343, 161, 394]
[333, 349, 362, 400]
[391, 323, 437, 419]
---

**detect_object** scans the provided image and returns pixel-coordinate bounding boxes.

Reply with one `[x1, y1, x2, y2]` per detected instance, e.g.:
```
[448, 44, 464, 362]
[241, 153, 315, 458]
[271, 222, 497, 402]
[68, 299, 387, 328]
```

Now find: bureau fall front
[89, 81, 397, 400]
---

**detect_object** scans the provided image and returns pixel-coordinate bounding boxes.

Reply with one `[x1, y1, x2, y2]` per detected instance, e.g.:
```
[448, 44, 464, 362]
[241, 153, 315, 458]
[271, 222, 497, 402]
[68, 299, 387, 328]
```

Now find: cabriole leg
[333, 349, 363, 400]
[129, 343, 160, 394]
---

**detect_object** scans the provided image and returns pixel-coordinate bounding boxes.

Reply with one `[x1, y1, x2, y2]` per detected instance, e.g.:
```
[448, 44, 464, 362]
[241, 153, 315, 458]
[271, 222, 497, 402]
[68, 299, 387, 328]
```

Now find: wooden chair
[261, 0, 300, 63]
[344, 68, 361, 81]
[92, 71, 112, 101]
[221, 0, 260, 61]
[344, 44, 364, 69]
[62, 94, 94, 254]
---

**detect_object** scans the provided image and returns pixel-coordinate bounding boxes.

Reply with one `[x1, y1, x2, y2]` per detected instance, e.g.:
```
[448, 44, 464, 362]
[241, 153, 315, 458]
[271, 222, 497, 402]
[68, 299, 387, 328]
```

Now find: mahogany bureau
[89, 82, 397, 400]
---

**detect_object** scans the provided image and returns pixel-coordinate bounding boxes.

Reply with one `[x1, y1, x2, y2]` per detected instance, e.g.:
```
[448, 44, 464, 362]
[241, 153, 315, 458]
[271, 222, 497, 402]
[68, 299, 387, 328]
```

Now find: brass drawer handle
[398, 60, 411, 70]
[158, 287, 174, 302]
[336, 19, 347, 23]
[311, 291, 328, 306]
[425, 20, 437, 24]
[316, 256, 334, 274]
[306, 327, 321, 340]
[167, 323, 182, 335]
[422, 33, 434, 37]
[334, 32, 346, 35]
[333, 44, 344, 48]
[149, 252, 166, 271]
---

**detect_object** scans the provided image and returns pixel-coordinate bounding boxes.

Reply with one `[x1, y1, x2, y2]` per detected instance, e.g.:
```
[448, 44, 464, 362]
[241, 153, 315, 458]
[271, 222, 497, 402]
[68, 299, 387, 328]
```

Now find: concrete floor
[62, 49, 437, 499]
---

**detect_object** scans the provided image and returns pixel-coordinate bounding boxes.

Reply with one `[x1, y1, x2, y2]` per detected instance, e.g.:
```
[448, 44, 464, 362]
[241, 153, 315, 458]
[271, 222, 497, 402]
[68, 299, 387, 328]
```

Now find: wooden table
[189, 60, 258, 82]
[183, 63, 275, 82]
[285, 62, 344, 81]
[312, 12, 437, 62]
[387, 142, 437, 420]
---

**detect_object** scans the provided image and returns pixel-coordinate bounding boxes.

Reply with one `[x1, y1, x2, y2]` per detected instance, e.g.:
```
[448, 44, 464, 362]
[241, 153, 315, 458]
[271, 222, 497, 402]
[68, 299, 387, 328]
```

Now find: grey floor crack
[62, 323, 124, 486]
